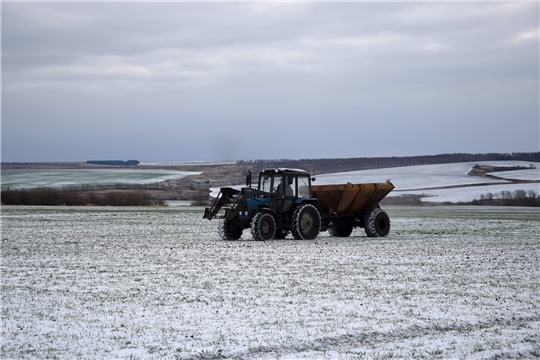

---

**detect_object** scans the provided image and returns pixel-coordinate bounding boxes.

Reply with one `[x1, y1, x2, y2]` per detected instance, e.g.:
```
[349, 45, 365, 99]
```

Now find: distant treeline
[383, 190, 540, 207]
[469, 190, 540, 207]
[1, 188, 163, 206]
[237, 152, 540, 174]
[86, 160, 140, 166]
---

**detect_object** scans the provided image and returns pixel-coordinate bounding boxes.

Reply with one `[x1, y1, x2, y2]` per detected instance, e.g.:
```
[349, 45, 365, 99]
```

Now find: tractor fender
[245, 197, 272, 219]
[294, 198, 322, 213]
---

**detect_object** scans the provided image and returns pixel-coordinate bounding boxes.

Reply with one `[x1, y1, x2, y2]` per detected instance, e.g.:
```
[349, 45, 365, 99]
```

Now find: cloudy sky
[2, 2, 538, 162]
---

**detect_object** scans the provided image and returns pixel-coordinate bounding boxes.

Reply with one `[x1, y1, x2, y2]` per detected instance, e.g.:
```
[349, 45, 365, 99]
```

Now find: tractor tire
[328, 226, 353, 237]
[251, 212, 276, 241]
[364, 208, 390, 237]
[292, 204, 321, 240]
[218, 219, 243, 240]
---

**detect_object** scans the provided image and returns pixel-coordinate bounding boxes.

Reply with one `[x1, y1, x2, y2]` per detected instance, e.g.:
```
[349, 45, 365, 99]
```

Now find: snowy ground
[2, 206, 539, 359]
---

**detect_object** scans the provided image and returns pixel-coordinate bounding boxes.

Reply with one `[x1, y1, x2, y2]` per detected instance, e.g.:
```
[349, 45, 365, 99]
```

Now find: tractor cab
[257, 169, 312, 198]
[256, 168, 314, 213]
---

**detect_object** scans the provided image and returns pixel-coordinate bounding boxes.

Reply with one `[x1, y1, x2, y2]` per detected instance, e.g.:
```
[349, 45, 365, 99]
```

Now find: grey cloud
[2, 2, 538, 162]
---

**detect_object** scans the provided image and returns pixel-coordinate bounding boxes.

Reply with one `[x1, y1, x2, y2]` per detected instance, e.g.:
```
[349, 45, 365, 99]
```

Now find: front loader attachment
[203, 187, 241, 220]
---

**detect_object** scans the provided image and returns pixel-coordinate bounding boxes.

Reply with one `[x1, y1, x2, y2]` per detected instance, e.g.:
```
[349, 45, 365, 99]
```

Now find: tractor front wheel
[292, 204, 321, 240]
[251, 212, 276, 241]
[218, 219, 243, 240]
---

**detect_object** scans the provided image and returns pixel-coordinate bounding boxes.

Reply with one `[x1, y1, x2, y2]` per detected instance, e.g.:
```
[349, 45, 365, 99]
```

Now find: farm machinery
[203, 168, 394, 240]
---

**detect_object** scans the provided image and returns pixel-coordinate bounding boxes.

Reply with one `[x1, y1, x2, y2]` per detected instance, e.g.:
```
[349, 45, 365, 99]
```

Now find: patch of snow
[165, 200, 193, 207]
[490, 167, 539, 181]
[397, 183, 540, 203]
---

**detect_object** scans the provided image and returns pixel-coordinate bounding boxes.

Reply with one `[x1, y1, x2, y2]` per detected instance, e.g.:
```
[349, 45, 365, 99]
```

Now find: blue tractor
[203, 168, 322, 240]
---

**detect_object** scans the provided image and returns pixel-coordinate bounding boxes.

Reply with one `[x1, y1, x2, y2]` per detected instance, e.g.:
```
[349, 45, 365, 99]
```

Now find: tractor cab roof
[260, 168, 308, 176]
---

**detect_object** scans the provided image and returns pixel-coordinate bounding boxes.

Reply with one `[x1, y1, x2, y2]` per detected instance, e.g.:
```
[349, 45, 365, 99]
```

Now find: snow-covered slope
[210, 161, 539, 203]
[314, 161, 539, 203]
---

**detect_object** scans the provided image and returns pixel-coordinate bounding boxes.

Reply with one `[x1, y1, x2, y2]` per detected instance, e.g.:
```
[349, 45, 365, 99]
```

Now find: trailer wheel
[364, 208, 390, 237]
[329, 226, 353, 237]
[251, 212, 276, 241]
[218, 219, 243, 240]
[292, 204, 321, 240]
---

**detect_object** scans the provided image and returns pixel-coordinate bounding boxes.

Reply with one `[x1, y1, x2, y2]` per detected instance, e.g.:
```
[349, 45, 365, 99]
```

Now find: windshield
[259, 172, 310, 197]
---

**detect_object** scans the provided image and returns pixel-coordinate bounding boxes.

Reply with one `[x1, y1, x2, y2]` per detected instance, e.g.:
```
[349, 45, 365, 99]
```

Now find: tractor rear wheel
[251, 212, 276, 241]
[328, 226, 353, 237]
[292, 204, 321, 240]
[218, 219, 243, 240]
[364, 208, 390, 237]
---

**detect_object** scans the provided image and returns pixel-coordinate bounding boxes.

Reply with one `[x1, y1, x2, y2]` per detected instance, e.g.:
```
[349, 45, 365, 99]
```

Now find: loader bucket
[312, 182, 394, 216]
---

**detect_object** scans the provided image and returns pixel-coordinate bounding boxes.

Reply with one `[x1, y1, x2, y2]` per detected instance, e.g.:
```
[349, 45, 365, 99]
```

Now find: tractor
[203, 168, 394, 241]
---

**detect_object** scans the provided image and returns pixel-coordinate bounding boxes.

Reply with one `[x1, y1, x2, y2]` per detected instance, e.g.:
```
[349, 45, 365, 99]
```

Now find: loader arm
[203, 187, 241, 220]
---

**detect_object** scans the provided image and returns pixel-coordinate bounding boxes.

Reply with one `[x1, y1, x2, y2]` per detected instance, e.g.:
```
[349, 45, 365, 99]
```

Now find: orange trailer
[312, 181, 394, 237]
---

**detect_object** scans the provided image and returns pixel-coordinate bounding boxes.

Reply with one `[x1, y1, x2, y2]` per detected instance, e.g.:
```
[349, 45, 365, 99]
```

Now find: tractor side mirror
[246, 171, 252, 187]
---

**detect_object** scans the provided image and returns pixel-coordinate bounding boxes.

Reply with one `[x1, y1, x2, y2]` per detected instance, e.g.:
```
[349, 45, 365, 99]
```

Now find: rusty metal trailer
[312, 182, 395, 237]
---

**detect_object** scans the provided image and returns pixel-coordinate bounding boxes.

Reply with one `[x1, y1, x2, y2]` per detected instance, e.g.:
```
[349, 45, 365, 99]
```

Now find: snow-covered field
[316, 161, 539, 186]
[1, 169, 200, 190]
[3, 161, 537, 204]
[2, 205, 539, 359]
[211, 161, 540, 203]
[315, 161, 540, 204]
[141, 161, 236, 166]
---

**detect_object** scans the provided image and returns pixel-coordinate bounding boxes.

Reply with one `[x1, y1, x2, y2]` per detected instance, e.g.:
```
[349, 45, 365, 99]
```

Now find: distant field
[0, 168, 200, 190]
[2, 205, 539, 359]
[3, 161, 538, 204]
[211, 161, 540, 203]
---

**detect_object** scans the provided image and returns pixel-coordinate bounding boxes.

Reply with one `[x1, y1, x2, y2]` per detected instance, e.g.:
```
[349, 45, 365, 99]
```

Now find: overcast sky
[2, 2, 539, 162]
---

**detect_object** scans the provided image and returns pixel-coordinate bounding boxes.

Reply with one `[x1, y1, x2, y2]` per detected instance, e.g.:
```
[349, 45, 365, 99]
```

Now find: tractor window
[273, 176, 283, 194]
[286, 176, 296, 197]
[298, 176, 311, 198]
[277, 175, 295, 196]
[260, 175, 272, 193]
